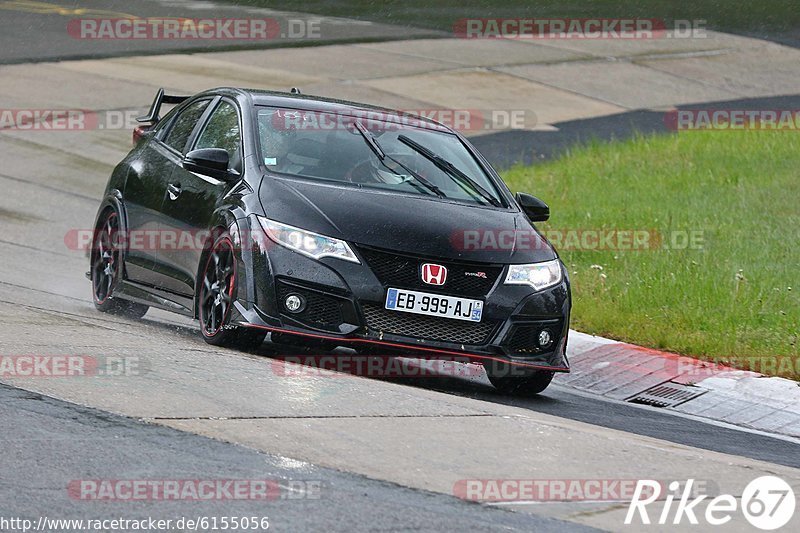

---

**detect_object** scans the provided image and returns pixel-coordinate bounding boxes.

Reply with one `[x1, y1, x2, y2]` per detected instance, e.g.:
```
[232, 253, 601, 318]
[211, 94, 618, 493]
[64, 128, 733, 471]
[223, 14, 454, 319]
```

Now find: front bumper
[234, 227, 571, 372]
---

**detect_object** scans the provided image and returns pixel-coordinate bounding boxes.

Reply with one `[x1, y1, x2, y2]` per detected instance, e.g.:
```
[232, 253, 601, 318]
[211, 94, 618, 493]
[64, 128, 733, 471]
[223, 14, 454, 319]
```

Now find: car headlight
[504, 259, 563, 291]
[256, 216, 360, 264]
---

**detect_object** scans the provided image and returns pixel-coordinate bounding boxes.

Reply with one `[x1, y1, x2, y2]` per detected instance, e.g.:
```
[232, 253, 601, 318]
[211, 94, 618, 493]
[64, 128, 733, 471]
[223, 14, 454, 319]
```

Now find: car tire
[198, 232, 266, 350]
[90, 208, 149, 319]
[484, 361, 554, 395]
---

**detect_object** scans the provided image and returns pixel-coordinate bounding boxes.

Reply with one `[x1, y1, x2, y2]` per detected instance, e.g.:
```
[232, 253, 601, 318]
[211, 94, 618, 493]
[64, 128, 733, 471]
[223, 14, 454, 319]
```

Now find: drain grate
[627, 382, 706, 408]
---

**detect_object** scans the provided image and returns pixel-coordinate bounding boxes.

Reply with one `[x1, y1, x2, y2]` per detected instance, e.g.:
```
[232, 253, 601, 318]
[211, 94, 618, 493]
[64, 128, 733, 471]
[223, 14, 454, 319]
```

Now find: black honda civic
[89, 87, 571, 394]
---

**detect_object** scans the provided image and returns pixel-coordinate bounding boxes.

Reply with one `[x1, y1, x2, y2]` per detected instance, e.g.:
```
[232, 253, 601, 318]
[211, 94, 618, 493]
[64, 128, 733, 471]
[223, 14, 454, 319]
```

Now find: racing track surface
[0, 383, 590, 532]
[1, 3, 799, 532]
[0, 0, 440, 64]
[2, 91, 799, 533]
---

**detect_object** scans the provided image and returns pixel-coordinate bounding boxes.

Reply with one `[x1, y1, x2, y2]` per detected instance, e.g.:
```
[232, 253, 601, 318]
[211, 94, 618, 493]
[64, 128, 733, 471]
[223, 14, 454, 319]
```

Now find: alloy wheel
[200, 237, 236, 337]
[92, 211, 119, 304]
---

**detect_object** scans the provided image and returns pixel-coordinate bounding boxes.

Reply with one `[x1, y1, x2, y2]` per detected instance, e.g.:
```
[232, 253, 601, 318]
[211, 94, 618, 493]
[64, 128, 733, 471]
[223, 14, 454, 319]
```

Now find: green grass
[502, 131, 799, 378]
[227, 0, 799, 35]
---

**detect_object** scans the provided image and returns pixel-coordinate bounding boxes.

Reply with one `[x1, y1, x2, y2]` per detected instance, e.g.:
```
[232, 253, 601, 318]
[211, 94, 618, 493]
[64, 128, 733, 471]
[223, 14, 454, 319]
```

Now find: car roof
[206, 87, 454, 133]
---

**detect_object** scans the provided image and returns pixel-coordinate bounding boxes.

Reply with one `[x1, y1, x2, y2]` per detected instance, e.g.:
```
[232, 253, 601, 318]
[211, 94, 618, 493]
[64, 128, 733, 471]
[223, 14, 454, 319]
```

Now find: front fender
[91, 190, 127, 263]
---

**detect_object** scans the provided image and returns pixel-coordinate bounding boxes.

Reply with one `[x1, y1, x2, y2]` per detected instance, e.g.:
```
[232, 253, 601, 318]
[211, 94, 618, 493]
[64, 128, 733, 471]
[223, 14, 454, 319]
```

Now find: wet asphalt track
[0, 2, 798, 531]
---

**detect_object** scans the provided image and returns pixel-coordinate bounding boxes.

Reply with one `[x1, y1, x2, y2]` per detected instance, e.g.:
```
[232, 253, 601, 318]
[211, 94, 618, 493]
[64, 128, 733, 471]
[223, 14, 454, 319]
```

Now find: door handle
[167, 183, 182, 201]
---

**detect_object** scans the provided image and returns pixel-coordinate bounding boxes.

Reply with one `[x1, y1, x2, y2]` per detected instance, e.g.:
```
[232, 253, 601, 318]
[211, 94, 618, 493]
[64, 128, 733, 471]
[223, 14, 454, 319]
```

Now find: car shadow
[251, 338, 567, 406]
[125, 318, 584, 411]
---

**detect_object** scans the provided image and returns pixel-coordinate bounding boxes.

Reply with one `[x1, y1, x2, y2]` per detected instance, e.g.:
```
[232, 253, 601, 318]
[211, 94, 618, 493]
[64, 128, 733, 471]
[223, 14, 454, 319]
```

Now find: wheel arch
[91, 190, 128, 266]
[192, 207, 248, 319]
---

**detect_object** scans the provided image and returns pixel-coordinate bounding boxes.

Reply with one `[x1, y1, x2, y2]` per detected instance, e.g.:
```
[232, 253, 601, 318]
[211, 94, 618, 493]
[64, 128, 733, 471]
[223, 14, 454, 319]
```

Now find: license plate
[385, 288, 483, 323]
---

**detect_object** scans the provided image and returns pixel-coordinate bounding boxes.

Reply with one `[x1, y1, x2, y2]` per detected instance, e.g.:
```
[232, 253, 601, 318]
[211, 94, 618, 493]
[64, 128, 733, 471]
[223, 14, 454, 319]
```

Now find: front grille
[505, 322, 562, 355]
[357, 246, 502, 297]
[361, 303, 496, 346]
[276, 282, 343, 329]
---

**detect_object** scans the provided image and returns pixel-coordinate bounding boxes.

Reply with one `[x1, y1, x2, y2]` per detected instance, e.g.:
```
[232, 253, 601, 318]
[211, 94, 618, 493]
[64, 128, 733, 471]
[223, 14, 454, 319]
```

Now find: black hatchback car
[89, 87, 571, 394]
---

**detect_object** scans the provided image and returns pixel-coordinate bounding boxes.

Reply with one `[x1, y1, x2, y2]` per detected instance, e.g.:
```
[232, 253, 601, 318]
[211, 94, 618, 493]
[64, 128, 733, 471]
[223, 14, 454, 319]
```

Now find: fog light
[538, 329, 553, 348]
[284, 294, 305, 313]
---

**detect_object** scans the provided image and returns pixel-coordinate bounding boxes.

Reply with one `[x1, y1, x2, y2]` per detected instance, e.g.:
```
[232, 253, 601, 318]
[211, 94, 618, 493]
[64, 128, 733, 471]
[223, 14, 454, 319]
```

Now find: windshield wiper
[353, 121, 445, 199]
[353, 120, 385, 159]
[397, 134, 501, 207]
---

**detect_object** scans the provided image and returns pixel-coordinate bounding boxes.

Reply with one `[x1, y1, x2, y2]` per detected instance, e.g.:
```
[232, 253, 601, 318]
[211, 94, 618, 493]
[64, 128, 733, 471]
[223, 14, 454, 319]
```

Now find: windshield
[256, 107, 505, 206]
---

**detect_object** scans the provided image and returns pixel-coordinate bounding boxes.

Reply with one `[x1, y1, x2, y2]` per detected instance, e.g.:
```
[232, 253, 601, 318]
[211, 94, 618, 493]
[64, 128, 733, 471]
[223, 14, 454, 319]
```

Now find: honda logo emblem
[421, 263, 447, 285]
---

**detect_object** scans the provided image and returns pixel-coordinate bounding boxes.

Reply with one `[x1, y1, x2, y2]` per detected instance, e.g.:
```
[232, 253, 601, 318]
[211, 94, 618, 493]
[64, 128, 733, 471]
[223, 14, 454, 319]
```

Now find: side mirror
[515, 192, 550, 222]
[183, 148, 235, 180]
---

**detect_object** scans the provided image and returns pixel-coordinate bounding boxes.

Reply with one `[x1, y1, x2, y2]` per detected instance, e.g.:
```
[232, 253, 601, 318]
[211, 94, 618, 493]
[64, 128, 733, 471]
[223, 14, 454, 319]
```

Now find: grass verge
[502, 130, 799, 379]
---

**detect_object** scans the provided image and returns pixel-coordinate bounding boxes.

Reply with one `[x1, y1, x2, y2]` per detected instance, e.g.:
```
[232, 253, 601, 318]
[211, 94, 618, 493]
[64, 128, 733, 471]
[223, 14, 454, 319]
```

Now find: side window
[194, 101, 242, 173]
[152, 105, 179, 135]
[163, 99, 210, 154]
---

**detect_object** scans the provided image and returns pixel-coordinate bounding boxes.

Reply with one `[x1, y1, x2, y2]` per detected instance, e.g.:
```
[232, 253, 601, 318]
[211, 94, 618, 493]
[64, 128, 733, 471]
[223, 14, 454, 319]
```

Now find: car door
[156, 98, 244, 297]
[123, 97, 212, 287]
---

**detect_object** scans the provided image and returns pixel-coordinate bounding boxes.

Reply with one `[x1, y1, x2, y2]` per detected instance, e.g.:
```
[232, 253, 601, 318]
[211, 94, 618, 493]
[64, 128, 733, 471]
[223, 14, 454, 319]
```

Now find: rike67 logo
[626, 476, 796, 530]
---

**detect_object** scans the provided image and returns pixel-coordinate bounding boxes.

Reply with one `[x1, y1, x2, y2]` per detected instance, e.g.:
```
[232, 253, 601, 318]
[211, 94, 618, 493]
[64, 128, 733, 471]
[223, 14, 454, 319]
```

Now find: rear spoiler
[136, 88, 190, 125]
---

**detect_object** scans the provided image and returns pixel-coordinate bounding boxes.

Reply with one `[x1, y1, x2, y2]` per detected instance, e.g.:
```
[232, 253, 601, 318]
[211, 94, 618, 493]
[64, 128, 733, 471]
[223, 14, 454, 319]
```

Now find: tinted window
[153, 105, 179, 135]
[256, 107, 502, 206]
[194, 101, 242, 173]
[164, 99, 210, 153]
